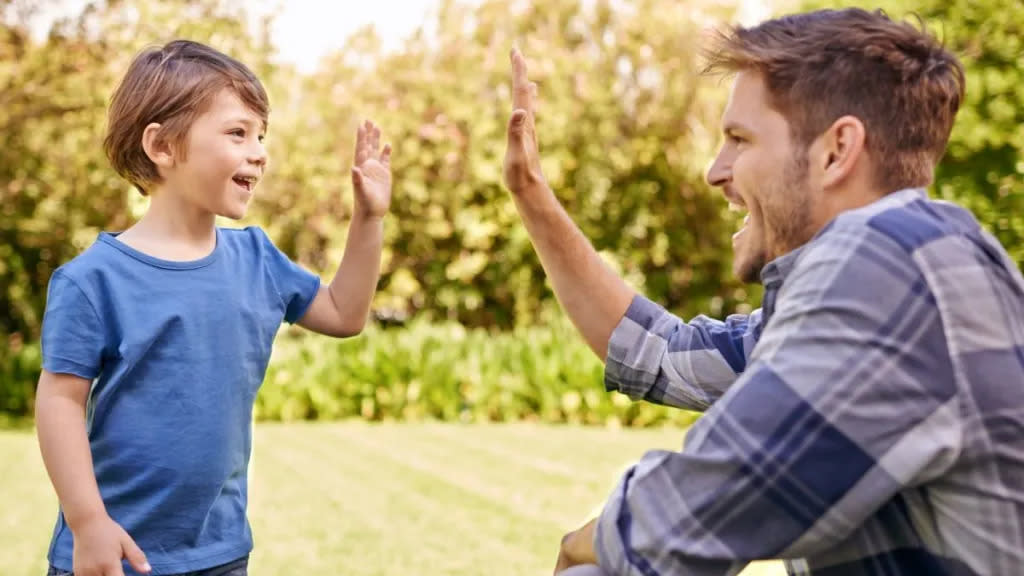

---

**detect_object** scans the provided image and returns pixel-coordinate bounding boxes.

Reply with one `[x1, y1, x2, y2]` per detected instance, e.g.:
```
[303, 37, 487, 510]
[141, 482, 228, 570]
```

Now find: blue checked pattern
[596, 189, 1024, 576]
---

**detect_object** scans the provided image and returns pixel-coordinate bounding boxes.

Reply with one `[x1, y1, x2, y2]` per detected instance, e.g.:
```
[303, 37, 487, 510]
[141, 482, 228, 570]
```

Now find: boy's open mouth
[233, 175, 257, 191]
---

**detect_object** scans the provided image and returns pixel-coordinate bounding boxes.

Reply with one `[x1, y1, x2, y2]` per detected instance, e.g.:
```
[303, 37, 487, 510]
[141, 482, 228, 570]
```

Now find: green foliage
[257, 317, 700, 428]
[2, 0, 1021, 418]
[254, 0, 750, 328]
[0, 339, 39, 417]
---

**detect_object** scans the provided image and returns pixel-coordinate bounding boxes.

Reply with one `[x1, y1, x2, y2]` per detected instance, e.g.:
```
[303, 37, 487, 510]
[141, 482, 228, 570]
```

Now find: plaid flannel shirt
[597, 188, 1024, 575]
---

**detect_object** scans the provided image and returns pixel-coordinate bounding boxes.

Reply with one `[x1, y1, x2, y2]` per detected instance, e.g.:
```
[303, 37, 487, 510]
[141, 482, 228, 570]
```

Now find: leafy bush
[257, 318, 700, 428]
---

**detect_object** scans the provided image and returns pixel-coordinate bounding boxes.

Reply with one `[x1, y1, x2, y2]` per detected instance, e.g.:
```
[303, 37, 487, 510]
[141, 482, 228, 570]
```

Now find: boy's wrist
[352, 206, 386, 223]
[65, 505, 108, 533]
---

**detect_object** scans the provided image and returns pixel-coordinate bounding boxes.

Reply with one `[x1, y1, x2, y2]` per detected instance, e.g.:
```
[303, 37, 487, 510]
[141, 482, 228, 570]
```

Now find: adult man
[503, 8, 1024, 576]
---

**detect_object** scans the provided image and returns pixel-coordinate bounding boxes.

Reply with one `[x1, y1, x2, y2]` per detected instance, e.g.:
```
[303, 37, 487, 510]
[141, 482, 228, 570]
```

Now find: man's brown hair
[104, 40, 270, 194]
[704, 8, 965, 192]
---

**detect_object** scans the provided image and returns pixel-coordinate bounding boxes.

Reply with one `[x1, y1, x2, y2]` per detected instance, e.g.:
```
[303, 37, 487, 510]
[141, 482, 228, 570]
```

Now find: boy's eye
[230, 129, 245, 138]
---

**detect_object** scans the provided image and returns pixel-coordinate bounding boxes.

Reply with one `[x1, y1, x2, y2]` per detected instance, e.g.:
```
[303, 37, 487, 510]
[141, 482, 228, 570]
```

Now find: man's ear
[141, 123, 175, 170]
[819, 115, 866, 190]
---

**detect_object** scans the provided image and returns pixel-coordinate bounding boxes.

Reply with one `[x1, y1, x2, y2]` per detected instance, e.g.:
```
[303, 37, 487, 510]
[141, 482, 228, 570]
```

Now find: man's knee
[558, 565, 611, 576]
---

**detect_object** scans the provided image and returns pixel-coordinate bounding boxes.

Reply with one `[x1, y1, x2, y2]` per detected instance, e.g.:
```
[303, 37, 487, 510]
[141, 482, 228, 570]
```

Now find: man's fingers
[510, 109, 528, 128]
[121, 533, 151, 574]
[511, 47, 532, 112]
[507, 109, 532, 150]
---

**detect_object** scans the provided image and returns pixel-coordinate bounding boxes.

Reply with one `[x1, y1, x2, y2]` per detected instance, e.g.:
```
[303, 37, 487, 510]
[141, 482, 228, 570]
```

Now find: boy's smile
[163, 88, 268, 220]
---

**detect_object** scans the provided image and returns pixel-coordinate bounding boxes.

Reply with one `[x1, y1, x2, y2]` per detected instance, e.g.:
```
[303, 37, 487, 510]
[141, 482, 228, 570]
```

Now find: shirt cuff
[42, 356, 100, 381]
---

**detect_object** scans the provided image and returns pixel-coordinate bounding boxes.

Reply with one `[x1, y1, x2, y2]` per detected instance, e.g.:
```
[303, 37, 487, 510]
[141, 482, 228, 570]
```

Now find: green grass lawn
[1, 422, 784, 576]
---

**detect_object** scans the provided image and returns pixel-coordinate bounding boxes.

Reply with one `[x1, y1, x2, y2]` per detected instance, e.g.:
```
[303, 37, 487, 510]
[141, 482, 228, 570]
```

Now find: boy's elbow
[328, 315, 366, 338]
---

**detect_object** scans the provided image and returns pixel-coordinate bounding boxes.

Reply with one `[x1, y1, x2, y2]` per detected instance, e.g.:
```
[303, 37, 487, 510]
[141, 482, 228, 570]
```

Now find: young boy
[35, 40, 392, 576]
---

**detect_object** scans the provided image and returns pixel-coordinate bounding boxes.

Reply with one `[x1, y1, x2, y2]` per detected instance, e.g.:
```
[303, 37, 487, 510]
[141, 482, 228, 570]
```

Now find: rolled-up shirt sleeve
[605, 295, 762, 411]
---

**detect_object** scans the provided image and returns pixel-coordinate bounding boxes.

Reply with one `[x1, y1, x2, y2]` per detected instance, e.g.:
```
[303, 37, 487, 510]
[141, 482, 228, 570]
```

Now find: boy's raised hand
[350, 120, 393, 220]
[503, 47, 546, 196]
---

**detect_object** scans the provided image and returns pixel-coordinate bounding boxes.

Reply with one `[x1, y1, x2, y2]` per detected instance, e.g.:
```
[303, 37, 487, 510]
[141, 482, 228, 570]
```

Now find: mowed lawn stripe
[252, 422, 560, 575]
[321, 422, 623, 527]
[3, 424, 784, 576]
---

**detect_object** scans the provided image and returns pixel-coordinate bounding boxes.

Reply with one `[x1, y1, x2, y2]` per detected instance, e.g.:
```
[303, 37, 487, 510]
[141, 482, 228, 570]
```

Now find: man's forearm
[511, 183, 635, 358]
[326, 213, 384, 333]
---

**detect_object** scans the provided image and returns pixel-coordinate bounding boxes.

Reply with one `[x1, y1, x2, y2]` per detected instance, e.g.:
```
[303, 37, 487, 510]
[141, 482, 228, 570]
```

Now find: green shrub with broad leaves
[257, 317, 699, 428]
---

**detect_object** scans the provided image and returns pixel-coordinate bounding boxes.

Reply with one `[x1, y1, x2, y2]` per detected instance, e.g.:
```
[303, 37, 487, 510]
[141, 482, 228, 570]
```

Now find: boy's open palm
[351, 120, 392, 219]
[73, 515, 150, 576]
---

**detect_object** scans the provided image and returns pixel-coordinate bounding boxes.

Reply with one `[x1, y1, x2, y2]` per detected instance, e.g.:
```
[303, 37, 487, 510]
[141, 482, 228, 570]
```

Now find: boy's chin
[217, 207, 248, 221]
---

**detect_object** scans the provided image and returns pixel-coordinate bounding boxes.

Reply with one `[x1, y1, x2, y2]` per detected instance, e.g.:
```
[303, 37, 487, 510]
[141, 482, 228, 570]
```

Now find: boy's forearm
[326, 213, 384, 332]
[35, 389, 107, 531]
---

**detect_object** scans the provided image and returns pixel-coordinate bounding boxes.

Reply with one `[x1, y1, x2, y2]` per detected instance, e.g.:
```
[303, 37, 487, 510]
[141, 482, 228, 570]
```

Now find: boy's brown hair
[104, 40, 270, 195]
[704, 8, 965, 192]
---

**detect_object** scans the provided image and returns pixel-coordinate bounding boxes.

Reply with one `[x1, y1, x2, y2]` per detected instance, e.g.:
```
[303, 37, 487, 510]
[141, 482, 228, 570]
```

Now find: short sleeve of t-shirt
[41, 270, 106, 380]
[255, 228, 321, 324]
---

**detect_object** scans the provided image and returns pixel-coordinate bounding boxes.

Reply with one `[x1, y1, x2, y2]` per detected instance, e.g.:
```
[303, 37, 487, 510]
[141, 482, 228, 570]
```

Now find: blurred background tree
[1, 0, 1020, 422]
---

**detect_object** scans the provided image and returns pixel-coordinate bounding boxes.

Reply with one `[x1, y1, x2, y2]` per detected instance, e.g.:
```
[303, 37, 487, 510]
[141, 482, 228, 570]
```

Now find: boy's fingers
[351, 167, 365, 192]
[354, 124, 366, 165]
[121, 534, 151, 574]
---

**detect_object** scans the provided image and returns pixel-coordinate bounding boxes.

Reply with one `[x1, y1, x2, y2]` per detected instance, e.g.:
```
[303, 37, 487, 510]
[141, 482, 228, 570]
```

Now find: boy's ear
[141, 123, 175, 169]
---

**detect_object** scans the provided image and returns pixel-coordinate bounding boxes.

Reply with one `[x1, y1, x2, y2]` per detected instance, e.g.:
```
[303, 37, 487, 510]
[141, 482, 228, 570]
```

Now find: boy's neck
[117, 187, 220, 261]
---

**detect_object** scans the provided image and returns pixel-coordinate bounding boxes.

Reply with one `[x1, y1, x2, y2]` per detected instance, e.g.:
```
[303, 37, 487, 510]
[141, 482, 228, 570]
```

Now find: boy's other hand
[351, 119, 393, 220]
[503, 47, 546, 197]
[71, 514, 150, 576]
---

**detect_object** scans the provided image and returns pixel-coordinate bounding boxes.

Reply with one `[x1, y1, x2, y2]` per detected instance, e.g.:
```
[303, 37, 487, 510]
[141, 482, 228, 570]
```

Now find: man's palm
[504, 48, 546, 195]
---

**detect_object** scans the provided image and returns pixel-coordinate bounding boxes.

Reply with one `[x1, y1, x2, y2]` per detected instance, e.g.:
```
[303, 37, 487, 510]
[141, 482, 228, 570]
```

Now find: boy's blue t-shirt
[40, 226, 320, 575]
